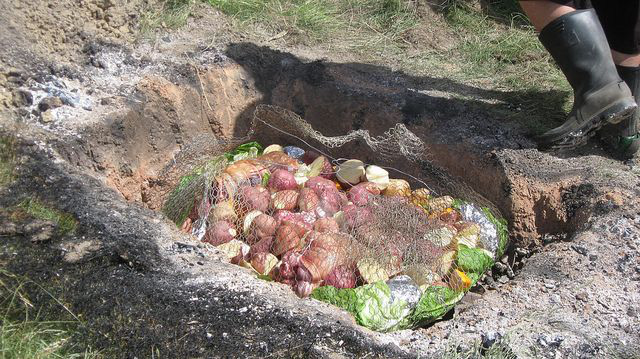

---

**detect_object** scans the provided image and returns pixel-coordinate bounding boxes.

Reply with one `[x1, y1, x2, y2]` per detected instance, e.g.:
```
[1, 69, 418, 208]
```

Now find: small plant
[0, 270, 100, 358]
[14, 198, 78, 237]
[0, 136, 16, 187]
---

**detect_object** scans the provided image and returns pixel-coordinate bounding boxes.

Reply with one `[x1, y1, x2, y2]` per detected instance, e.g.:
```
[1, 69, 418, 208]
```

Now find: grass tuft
[0, 270, 100, 358]
[141, 0, 197, 32]
[0, 136, 16, 187]
[14, 198, 78, 237]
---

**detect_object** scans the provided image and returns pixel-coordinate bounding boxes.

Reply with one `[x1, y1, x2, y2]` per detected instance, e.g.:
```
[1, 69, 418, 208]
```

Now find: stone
[38, 96, 63, 111]
[40, 109, 54, 123]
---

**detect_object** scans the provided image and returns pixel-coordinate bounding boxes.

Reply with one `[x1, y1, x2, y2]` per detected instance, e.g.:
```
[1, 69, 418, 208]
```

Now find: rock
[575, 292, 588, 301]
[11, 89, 32, 107]
[627, 306, 637, 317]
[481, 331, 501, 349]
[497, 275, 508, 284]
[0, 219, 20, 236]
[40, 109, 54, 123]
[38, 96, 63, 111]
[23, 220, 56, 242]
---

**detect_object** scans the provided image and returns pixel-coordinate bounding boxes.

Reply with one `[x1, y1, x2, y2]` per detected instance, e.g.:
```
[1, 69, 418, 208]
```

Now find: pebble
[497, 275, 509, 284]
[481, 330, 502, 349]
[575, 292, 588, 301]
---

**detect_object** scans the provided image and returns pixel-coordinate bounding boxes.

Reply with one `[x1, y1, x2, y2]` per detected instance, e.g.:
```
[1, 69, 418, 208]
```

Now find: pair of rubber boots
[537, 9, 639, 159]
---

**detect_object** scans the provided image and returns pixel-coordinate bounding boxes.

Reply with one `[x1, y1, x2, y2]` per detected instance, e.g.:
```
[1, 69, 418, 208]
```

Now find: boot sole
[550, 100, 637, 150]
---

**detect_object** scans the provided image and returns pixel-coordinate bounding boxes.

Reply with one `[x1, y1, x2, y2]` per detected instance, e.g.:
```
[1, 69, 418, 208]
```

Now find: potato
[209, 200, 237, 222]
[365, 165, 389, 190]
[305, 176, 336, 193]
[302, 150, 321, 165]
[308, 155, 335, 180]
[299, 233, 350, 282]
[297, 188, 319, 212]
[224, 160, 268, 185]
[257, 151, 299, 172]
[203, 220, 236, 246]
[313, 217, 339, 233]
[239, 185, 270, 213]
[263, 144, 284, 154]
[270, 190, 299, 211]
[273, 210, 316, 231]
[268, 169, 298, 191]
[343, 204, 372, 230]
[324, 265, 356, 289]
[426, 195, 455, 213]
[383, 179, 411, 197]
[272, 223, 307, 256]
[336, 159, 365, 186]
[247, 213, 277, 244]
[249, 236, 274, 255]
[347, 182, 380, 207]
[250, 252, 278, 275]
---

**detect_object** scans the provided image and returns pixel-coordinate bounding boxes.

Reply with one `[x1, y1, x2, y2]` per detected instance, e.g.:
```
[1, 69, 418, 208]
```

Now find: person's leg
[518, 1, 637, 150]
[519, 1, 574, 32]
[591, 1, 640, 158]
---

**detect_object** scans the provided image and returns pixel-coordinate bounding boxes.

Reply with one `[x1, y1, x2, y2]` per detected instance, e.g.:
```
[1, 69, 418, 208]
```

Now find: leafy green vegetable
[311, 282, 411, 332]
[411, 286, 463, 327]
[261, 172, 271, 187]
[457, 245, 494, 275]
[481, 207, 509, 258]
[224, 141, 263, 162]
[451, 198, 466, 210]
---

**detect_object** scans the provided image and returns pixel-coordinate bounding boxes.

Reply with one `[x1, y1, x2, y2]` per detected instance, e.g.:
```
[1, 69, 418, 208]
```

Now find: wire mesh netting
[160, 104, 508, 332]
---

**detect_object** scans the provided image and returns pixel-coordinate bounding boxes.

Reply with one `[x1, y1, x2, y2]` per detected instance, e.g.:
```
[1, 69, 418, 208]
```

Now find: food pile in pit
[166, 142, 508, 332]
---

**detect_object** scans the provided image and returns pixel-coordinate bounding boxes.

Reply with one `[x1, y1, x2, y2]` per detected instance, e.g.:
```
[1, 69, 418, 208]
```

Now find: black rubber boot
[537, 9, 637, 150]
[599, 65, 640, 159]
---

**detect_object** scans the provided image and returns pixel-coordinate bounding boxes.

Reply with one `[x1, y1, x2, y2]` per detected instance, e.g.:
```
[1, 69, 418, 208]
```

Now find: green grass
[15, 198, 77, 237]
[141, 0, 197, 31]
[0, 270, 100, 359]
[0, 136, 16, 187]
[439, 339, 517, 359]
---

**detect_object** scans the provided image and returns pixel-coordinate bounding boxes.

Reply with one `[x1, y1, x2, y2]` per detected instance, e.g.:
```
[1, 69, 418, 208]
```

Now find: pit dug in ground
[158, 104, 509, 332]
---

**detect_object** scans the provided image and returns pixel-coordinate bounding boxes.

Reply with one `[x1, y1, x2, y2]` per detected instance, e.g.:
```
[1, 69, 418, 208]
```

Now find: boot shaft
[539, 9, 621, 98]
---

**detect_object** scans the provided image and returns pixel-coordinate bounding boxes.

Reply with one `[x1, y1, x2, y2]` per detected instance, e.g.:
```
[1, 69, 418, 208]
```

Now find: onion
[324, 265, 356, 289]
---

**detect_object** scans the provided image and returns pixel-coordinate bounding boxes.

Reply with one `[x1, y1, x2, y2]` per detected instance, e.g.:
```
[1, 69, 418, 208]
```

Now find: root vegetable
[348, 182, 380, 206]
[336, 159, 365, 185]
[257, 151, 299, 172]
[247, 213, 277, 244]
[302, 150, 321, 165]
[250, 252, 279, 275]
[324, 265, 356, 289]
[299, 233, 350, 282]
[297, 188, 319, 212]
[427, 196, 455, 213]
[383, 179, 411, 197]
[308, 156, 334, 180]
[270, 190, 299, 211]
[210, 200, 237, 222]
[250, 236, 274, 255]
[410, 188, 431, 208]
[239, 185, 270, 213]
[438, 208, 462, 224]
[294, 281, 317, 298]
[343, 204, 372, 229]
[203, 221, 237, 246]
[273, 210, 316, 230]
[243, 210, 264, 235]
[273, 223, 307, 256]
[305, 176, 336, 193]
[263, 144, 284, 154]
[217, 239, 250, 261]
[313, 217, 339, 233]
[296, 265, 313, 282]
[365, 165, 389, 190]
[224, 160, 269, 184]
[268, 169, 298, 191]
